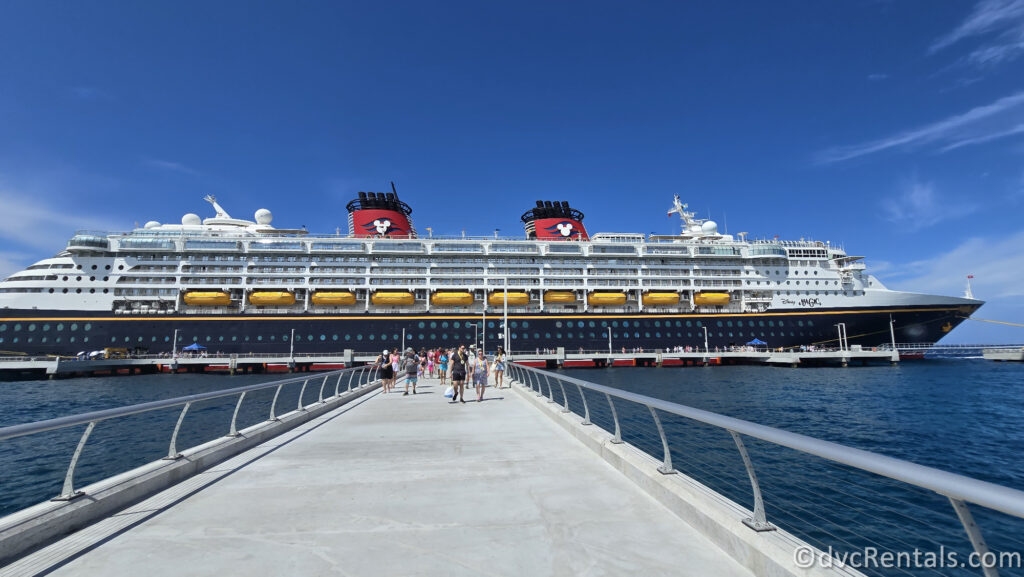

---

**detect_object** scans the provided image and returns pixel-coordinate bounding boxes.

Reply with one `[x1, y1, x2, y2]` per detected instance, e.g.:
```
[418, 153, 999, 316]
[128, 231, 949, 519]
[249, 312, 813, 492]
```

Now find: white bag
[444, 386, 455, 398]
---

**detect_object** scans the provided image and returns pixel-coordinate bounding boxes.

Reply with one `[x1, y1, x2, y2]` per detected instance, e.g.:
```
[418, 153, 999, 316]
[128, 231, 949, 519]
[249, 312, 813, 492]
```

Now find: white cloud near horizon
[882, 230, 1024, 342]
[816, 91, 1024, 163]
[931, 0, 1024, 66]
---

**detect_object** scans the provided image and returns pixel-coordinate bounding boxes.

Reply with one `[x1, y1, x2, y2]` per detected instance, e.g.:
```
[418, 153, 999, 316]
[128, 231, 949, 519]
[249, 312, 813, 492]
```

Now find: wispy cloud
[931, 0, 1024, 66]
[816, 91, 1024, 163]
[880, 177, 976, 231]
[69, 86, 111, 101]
[867, 73, 889, 81]
[0, 188, 118, 251]
[144, 158, 200, 176]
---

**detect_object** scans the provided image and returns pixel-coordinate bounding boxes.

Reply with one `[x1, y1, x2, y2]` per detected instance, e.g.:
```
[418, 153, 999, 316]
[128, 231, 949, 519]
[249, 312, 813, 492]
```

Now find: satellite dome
[255, 209, 273, 225]
[144, 221, 161, 229]
[182, 213, 202, 226]
[701, 220, 718, 234]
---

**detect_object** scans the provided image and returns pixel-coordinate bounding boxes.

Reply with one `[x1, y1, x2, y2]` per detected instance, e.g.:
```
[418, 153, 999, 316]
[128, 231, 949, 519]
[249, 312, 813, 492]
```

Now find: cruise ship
[0, 190, 982, 355]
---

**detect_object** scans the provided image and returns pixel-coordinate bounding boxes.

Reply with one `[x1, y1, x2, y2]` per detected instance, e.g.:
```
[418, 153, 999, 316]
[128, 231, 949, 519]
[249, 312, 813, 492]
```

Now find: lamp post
[467, 322, 479, 351]
[401, 328, 406, 352]
[171, 328, 179, 358]
[503, 283, 509, 357]
[482, 305, 486, 356]
[607, 327, 613, 356]
[290, 328, 295, 359]
[702, 326, 709, 354]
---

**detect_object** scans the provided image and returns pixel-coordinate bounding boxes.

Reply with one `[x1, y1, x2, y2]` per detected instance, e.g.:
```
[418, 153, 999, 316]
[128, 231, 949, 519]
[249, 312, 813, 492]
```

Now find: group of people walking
[373, 346, 507, 403]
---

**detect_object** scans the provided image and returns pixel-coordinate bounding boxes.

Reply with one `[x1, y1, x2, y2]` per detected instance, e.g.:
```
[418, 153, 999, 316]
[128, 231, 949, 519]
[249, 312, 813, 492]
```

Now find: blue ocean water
[1, 361, 1022, 575]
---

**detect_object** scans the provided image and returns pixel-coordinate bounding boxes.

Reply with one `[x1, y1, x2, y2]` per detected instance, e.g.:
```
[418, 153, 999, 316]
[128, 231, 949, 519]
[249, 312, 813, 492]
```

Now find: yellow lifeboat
[431, 292, 475, 306]
[643, 292, 680, 306]
[487, 292, 530, 306]
[694, 292, 731, 306]
[183, 291, 231, 306]
[311, 291, 357, 306]
[372, 291, 415, 306]
[588, 292, 627, 306]
[249, 291, 296, 306]
[543, 291, 577, 303]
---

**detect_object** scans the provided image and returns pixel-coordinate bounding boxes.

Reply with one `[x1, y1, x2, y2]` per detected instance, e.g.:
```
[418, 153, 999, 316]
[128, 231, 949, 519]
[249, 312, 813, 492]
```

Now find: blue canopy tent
[746, 338, 767, 346]
[182, 343, 207, 351]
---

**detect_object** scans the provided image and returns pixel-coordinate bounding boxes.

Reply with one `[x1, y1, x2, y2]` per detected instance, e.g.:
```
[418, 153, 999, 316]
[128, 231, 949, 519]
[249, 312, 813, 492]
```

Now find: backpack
[404, 355, 419, 374]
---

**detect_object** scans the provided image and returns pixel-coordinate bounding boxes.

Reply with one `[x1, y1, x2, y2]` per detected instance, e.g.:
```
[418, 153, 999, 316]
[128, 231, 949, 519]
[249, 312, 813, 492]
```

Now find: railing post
[269, 383, 284, 421]
[165, 401, 192, 460]
[729, 430, 775, 532]
[648, 406, 675, 474]
[297, 378, 309, 411]
[318, 374, 329, 403]
[346, 369, 356, 392]
[576, 384, 591, 425]
[229, 391, 247, 437]
[335, 371, 345, 396]
[52, 421, 96, 501]
[542, 374, 555, 402]
[557, 380, 571, 413]
[950, 498, 1000, 577]
[605, 394, 623, 443]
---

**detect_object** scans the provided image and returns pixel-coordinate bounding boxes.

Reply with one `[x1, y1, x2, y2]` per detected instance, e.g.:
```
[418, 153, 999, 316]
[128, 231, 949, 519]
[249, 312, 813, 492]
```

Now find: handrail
[507, 363, 1024, 574]
[0, 365, 381, 501]
[0, 367, 362, 442]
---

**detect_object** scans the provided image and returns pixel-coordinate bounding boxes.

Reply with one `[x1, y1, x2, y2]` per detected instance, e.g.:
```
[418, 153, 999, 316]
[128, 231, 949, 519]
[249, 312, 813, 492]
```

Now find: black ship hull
[0, 304, 980, 356]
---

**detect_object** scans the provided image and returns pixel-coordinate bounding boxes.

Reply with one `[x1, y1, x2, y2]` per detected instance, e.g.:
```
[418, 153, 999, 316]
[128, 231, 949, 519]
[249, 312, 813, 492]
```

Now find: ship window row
[2, 275, 57, 282]
[28, 263, 75, 270]
[373, 266, 429, 274]
[1, 322, 94, 332]
[370, 279, 427, 285]
[115, 288, 176, 296]
[432, 268, 486, 275]
[491, 268, 539, 275]
[309, 278, 365, 285]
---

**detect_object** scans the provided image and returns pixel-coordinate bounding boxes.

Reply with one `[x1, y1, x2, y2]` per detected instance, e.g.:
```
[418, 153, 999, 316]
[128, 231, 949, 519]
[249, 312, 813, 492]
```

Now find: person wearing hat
[402, 347, 420, 396]
[377, 349, 394, 394]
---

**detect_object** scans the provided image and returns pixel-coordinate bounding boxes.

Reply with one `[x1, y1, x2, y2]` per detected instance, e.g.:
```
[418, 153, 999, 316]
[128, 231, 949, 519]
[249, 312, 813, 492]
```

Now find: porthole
[62, 288, 68, 293]
[307, 334, 314, 342]
[716, 321, 723, 327]
[205, 336, 212, 342]
[332, 335, 338, 341]
[454, 322, 461, 329]
[218, 336, 224, 341]
[69, 336, 76, 343]
[320, 335, 326, 341]
[90, 276, 95, 281]
[344, 334, 351, 341]
[164, 336, 170, 342]
[89, 289, 95, 293]
[622, 321, 630, 328]
[76, 289, 82, 293]
[441, 322, 449, 329]
[356, 334, 363, 341]
[49, 288, 54, 294]
[258, 336, 263, 341]
[522, 321, 529, 329]
[84, 323, 91, 331]
[430, 322, 437, 329]
[555, 321, 563, 328]
[28, 324, 36, 331]
[418, 321, 425, 329]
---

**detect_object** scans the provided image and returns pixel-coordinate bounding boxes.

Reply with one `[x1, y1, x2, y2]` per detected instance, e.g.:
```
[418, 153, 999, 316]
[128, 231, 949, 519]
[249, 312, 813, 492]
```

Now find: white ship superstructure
[0, 192, 982, 355]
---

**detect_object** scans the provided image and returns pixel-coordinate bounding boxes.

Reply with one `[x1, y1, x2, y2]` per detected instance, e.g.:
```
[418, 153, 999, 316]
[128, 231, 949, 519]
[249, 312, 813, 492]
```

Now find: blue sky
[1, 1, 1022, 343]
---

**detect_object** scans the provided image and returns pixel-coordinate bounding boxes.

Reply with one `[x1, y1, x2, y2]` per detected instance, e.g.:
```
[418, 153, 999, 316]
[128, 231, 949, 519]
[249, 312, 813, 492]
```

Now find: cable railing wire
[507, 363, 1024, 577]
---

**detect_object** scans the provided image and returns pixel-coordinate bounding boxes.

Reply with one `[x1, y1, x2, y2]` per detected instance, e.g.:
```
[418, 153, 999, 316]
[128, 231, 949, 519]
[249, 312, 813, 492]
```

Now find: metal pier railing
[506, 363, 1024, 577]
[0, 365, 382, 501]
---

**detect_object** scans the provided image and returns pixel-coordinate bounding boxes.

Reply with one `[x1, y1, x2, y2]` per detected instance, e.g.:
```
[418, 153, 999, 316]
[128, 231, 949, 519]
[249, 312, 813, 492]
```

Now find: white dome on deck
[701, 220, 718, 234]
[144, 221, 161, 229]
[182, 213, 202, 226]
[255, 209, 273, 225]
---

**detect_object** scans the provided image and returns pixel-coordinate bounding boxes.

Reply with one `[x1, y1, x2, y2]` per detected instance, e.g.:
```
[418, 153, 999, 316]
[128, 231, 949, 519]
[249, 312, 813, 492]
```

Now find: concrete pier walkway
[4, 377, 753, 577]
